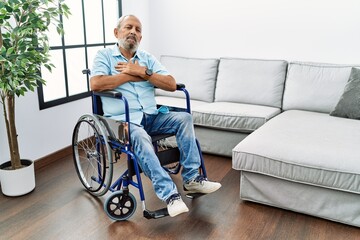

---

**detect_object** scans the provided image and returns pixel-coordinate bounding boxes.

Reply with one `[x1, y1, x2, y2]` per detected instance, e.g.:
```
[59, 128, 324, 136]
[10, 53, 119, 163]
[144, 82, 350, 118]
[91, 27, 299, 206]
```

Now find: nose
[130, 27, 136, 34]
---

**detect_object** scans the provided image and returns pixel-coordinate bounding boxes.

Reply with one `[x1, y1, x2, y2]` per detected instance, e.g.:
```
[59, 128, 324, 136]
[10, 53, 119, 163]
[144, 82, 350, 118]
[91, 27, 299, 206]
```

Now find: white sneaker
[166, 193, 189, 217]
[184, 175, 221, 194]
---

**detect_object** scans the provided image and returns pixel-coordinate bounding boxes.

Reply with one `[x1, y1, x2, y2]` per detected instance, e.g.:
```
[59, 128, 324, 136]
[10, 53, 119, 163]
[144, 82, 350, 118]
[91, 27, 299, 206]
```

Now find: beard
[118, 36, 139, 53]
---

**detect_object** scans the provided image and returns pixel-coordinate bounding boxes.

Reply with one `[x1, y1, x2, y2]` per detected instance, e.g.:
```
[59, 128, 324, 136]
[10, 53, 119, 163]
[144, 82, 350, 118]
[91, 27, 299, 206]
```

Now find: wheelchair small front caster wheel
[104, 191, 137, 221]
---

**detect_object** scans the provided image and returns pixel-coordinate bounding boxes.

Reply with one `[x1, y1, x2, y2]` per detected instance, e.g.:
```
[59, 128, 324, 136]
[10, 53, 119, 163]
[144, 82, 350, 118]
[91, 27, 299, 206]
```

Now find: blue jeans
[130, 111, 200, 202]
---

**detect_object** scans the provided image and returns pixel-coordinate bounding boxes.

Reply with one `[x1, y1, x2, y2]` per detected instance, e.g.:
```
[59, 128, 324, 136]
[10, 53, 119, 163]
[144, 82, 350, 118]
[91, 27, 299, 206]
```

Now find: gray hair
[116, 14, 140, 29]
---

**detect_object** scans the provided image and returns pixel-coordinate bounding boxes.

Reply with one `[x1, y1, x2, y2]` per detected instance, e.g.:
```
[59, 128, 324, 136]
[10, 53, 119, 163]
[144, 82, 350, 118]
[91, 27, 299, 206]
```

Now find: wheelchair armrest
[93, 83, 184, 98]
[154, 83, 186, 91]
[92, 90, 124, 117]
[155, 83, 191, 113]
[93, 90, 122, 99]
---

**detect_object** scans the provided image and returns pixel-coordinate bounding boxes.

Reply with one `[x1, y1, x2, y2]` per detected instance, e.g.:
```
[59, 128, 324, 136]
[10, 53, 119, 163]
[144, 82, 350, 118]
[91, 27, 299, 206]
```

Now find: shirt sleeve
[91, 49, 112, 77]
[148, 54, 170, 75]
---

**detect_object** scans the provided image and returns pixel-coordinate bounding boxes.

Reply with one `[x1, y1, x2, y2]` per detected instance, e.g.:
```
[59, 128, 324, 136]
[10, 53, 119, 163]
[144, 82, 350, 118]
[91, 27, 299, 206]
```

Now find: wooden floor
[1, 153, 359, 240]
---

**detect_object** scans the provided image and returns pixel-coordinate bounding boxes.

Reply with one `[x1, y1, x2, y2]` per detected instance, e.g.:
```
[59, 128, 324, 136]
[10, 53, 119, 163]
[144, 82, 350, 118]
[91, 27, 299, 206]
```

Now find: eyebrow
[124, 24, 141, 29]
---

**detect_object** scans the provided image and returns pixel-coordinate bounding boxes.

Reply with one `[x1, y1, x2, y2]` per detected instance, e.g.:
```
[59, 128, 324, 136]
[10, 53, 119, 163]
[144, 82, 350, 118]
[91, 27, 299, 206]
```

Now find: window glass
[41, 50, 66, 102]
[47, 23, 62, 47]
[67, 48, 87, 96]
[62, 0, 84, 45]
[84, 0, 103, 44]
[103, 0, 120, 42]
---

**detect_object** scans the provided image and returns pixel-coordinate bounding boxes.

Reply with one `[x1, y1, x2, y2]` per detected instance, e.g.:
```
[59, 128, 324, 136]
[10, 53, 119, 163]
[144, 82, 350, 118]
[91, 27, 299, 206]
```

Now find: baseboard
[34, 146, 73, 171]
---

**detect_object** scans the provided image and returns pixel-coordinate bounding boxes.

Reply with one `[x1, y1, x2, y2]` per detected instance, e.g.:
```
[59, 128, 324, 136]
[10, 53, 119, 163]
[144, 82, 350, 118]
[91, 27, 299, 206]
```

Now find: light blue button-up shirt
[91, 44, 169, 124]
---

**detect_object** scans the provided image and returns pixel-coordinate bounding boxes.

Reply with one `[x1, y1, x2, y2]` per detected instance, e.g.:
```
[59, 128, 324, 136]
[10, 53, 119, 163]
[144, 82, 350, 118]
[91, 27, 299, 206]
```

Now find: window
[37, 0, 122, 109]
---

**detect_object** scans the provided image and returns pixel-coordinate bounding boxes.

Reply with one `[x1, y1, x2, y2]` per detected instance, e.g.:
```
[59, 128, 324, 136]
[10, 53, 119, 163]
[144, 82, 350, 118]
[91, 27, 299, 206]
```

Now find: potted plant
[0, 0, 70, 196]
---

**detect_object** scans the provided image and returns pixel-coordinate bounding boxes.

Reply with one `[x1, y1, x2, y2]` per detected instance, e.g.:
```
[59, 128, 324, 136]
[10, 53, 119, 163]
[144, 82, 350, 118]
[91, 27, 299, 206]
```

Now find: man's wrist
[145, 68, 153, 77]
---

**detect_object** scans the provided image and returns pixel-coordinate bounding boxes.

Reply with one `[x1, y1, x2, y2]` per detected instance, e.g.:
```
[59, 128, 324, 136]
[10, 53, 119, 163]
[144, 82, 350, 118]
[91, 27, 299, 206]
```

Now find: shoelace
[167, 193, 181, 205]
[194, 175, 207, 185]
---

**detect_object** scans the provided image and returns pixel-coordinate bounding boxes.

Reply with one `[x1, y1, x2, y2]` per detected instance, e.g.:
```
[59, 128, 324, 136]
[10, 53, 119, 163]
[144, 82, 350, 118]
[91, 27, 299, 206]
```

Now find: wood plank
[1, 151, 359, 240]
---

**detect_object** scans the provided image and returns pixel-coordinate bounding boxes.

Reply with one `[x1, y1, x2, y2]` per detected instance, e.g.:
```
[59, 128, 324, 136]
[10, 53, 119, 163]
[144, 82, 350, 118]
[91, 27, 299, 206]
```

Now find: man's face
[115, 16, 142, 53]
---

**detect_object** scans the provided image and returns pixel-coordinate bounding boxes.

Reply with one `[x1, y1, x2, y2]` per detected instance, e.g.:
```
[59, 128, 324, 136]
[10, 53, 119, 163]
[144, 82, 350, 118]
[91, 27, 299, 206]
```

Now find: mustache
[126, 35, 137, 41]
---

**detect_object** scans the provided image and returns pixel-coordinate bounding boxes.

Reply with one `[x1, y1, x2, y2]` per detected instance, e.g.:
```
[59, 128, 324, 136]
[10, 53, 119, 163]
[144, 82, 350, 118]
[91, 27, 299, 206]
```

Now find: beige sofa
[156, 55, 360, 227]
[156, 55, 287, 157]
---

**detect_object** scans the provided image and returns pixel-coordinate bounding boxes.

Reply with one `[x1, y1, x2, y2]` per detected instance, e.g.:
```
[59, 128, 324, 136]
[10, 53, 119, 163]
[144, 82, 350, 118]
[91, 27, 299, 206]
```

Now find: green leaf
[6, 47, 14, 55]
[43, 63, 52, 72]
[0, 0, 71, 97]
[4, 5, 13, 13]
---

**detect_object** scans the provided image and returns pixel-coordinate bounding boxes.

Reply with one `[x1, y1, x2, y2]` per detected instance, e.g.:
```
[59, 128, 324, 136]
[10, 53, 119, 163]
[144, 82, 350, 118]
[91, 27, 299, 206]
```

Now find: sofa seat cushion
[155, 96, 208, 110]
[233, 110, 360, 194]
[192, 102, 281, 133]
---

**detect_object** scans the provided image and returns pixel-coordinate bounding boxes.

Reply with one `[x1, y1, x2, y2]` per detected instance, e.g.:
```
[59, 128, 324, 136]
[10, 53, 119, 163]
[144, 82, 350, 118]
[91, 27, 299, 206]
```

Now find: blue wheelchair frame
[87, 84, 207, 220]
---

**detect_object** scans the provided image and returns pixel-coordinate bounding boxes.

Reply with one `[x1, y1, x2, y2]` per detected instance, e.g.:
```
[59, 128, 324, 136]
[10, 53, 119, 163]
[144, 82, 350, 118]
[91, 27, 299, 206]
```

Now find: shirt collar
[112, 43, 140, 62]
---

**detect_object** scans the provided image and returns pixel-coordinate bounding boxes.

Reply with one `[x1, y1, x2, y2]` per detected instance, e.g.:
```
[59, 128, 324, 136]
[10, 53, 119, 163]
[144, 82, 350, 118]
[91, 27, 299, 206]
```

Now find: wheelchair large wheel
[104, 191, 137, 221]
[72, 114, 113, 196]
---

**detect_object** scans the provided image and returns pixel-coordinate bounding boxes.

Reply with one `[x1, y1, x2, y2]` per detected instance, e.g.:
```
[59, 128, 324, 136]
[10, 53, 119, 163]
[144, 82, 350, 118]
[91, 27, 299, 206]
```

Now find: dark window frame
[37, 0, 122, 110]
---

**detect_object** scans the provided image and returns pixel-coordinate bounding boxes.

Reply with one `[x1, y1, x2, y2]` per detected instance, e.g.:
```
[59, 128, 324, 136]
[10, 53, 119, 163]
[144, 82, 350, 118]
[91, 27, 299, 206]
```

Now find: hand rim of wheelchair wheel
[73, 119, 105, 193]
[72, 114, 113, 196]
[104, 191, 137, 221]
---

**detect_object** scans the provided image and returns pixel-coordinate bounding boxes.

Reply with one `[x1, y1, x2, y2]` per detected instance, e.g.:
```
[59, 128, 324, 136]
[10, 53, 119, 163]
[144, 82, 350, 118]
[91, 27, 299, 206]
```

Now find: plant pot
[0, 159, 36, 196]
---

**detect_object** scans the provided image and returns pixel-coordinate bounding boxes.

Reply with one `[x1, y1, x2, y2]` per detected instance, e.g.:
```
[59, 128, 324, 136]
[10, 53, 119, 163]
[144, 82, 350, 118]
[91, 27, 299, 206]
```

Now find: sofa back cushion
[214, 58, 288, 108]
[283, 62, 356, 113]
[156, 55, 219, 102]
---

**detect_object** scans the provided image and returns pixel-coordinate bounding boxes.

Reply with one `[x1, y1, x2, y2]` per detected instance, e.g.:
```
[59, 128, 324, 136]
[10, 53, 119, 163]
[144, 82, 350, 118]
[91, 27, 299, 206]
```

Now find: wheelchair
[72, 82, 208, 221]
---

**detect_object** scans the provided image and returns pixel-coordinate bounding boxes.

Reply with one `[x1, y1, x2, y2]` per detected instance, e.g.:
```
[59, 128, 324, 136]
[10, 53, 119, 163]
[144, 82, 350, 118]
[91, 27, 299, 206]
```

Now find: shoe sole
[183, 184, 221, 194]
[168, 207, 189, 217]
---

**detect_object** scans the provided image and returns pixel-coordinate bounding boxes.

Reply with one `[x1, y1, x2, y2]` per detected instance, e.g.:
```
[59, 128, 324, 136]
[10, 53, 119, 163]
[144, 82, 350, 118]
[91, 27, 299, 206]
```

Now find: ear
[114, 28, 119, 38]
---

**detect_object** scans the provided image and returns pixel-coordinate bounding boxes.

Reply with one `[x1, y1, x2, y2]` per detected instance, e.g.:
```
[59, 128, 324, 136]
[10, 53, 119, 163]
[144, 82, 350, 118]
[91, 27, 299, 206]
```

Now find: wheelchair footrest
[143, 208, 169, 219]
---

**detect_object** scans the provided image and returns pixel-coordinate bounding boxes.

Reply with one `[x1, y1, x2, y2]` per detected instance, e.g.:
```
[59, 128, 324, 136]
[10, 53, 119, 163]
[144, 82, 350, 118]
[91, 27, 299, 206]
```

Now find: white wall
[147, 0, 360, 64]
[1, 0, 359, 164]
